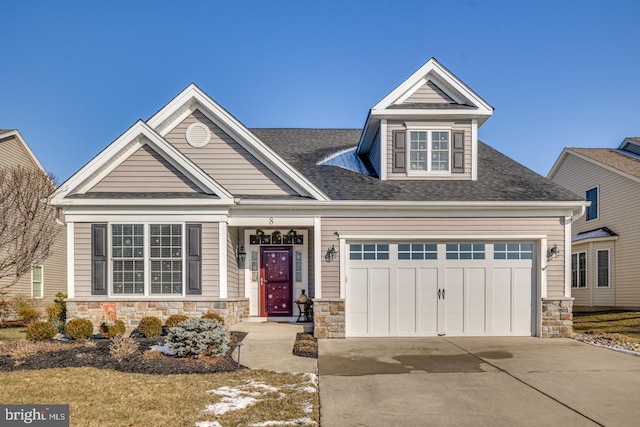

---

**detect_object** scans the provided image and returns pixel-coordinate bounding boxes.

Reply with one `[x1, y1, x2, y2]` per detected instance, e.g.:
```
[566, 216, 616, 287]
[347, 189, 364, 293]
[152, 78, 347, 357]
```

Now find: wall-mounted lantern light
[236, 244, 246, 264]
[325, 245, 336, 262]
[547, 244, 559, 261]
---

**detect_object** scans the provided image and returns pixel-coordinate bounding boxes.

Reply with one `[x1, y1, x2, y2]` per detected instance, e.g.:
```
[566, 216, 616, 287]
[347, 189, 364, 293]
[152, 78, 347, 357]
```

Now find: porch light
[547, 244, 559, 261]
[236, 244, 246, 264]
[325, 245, 337, 262]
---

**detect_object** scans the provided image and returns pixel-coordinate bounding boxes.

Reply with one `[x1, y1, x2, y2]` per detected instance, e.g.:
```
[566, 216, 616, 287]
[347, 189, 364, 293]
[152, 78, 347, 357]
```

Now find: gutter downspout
[55, 207, 65, 226]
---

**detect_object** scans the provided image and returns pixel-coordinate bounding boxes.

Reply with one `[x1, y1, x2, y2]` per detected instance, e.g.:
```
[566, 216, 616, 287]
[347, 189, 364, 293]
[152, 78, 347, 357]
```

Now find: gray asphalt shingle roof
[250, 128, 583, 202]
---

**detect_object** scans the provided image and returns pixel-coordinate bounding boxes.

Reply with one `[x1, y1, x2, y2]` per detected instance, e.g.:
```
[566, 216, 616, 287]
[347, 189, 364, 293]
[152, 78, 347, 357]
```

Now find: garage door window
[446, 243, 485, 260]
[398, 243, 437, 260]
[350, 244, 389, 260]
[494, 243, 533, 260]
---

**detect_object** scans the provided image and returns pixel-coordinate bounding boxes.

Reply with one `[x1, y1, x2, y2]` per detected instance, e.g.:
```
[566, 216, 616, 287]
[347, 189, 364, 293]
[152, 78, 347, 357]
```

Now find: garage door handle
[438, 289, 441, 299]
[442, 289, 445, 299]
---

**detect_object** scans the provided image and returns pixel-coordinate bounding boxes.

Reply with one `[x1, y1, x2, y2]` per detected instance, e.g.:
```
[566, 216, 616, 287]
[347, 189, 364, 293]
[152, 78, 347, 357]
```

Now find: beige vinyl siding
[89, 144, 201, 193]
[553, 153, 640, 306]
[74, 223, 92, 298]
[307, 229, 315, 297]
[404, 80, 455, 104]
[227, 227, 240, 299]
[321, 217, 564, 299]
[0, 135, 35, 169]
[386, 120, 472, 180]
[165, 110, 298, 196]
[201, 223, 219, 297]
[368, 128, 382, 177]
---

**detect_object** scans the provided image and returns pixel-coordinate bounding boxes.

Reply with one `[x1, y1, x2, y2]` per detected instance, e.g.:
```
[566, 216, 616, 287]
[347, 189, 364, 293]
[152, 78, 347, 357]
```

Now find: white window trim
[108, 222, 186, 298]
[585, 186, 599, 221]
[596, 249, 611, 288]
[571, 251, 587, 289]
[31, 266, 44, 299]
[405, 125, 452, 176]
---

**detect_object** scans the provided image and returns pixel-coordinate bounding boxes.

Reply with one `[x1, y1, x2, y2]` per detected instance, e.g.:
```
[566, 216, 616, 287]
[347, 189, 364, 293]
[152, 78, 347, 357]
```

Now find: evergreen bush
[100, 320, 126, 338]
[201, 311, 225, 325]
[137, 316, 163, 338]
[165, 314, 189, 329]
[25, 321, 56, 341]
[65, 318, 94, 340]
[166, 318, 230, 358]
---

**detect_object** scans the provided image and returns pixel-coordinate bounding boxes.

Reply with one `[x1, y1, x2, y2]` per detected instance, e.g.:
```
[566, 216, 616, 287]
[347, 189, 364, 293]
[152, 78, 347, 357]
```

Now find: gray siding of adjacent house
[164, 110, 299, 196]
[88, 143, 201, 193]
[403, 80, 455, 104]
[0, 135, 34, 168]
[74, 222, 220, 297]
[320, 216, 565, 299]
[386, 120, 472, 180]
[552, 153, 638, 306]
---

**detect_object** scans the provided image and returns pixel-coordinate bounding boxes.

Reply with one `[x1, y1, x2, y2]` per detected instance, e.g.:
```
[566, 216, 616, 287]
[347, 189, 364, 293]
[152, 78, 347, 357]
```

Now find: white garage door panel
[397, 268, 417, 334]
[466, 268, 487, 334]
[445, 268, 465, 335]
[347, 242, 535, 337]
[418, 268, 439, 335]
[493, 268, 513, 334]
[347, 268, 369, 335]
[371, 268, 391, 335]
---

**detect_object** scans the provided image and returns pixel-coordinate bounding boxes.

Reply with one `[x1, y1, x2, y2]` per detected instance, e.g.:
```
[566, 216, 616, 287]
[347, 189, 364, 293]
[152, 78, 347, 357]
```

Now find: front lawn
[573, 311, 640, 340]
[0, 326, 25, 342]
[0, 368, 318, 426]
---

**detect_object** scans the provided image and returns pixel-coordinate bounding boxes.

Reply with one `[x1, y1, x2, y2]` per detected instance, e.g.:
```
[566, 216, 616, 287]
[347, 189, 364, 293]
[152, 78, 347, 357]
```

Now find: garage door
[346, 242, 535, 337]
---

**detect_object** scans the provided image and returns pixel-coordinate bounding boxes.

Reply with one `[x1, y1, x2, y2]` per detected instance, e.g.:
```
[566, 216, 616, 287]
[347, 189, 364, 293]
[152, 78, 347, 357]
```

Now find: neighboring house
[549, 137, 640, 309]
[51, 58, 586, 338]
[0, 129, 67, 304]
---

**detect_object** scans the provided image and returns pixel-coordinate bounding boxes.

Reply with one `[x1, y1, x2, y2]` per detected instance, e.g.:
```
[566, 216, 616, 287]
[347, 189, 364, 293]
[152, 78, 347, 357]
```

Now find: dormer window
[408, 128, 450, 174]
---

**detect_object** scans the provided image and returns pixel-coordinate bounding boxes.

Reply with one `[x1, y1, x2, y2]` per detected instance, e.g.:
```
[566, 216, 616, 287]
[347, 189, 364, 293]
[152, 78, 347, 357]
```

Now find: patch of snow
[195, 422, 222, 427]
[204, 396, 258, 415]
[249, 417, 317, 426]
[150, 343, 175, 355]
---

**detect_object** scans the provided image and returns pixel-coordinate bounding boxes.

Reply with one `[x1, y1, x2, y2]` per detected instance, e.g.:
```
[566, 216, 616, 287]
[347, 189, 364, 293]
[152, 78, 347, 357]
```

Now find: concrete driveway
[318, 337, 640, 426]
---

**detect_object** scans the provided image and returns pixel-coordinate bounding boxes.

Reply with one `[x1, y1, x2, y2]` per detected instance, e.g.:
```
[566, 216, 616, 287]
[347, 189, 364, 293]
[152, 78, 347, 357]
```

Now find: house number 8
[269, 217, 274, 225]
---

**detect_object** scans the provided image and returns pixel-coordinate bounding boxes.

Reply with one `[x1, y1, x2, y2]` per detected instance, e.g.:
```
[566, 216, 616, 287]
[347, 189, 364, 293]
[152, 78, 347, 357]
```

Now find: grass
[0, 368, 318, 426]
[573, 311, 640, 340]
[0, 326, 26, 342]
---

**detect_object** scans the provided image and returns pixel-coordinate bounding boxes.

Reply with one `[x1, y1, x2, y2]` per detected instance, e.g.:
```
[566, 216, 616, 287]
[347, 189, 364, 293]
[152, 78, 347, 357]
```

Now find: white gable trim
[147, 84, 330, 201]
[51, 120, 234, 204]
[0, 130, 46, 172]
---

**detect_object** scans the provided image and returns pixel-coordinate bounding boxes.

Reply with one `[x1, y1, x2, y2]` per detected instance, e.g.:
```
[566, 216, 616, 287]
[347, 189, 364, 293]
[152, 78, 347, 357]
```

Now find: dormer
[357, 58, 493, 181]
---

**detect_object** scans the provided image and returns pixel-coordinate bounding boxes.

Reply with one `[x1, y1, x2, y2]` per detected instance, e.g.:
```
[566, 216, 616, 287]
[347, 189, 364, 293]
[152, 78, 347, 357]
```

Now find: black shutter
[392, 130, 406, 173]
[91, 224, 108, 295]
[452, 131, 465, 173]
[186, 224, 202, 295]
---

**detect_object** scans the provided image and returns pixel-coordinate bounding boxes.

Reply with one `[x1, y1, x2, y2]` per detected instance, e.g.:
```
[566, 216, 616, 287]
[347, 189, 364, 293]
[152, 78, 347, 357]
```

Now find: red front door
[260, 247, 293, 316]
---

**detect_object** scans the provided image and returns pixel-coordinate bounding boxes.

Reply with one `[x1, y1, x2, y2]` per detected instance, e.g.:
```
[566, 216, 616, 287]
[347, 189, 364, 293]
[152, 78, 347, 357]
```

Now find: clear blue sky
[2, 0, 639, 182]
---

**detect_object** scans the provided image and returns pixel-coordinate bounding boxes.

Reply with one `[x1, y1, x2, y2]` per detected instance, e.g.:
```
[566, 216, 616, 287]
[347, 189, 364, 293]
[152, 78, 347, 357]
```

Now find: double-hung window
[111, 224, 183, 296]
[571, 252, 587, 288]
[586, 187, 598, 221]
[31, 266, 43, 299]
[408, 130, 450, 173]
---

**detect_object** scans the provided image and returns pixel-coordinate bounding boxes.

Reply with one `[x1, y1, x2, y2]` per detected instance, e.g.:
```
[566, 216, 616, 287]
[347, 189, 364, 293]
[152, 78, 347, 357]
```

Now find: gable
[403, 80, 455, 105]
[164, 110, 300, 196]
[0, 131, 44, 170]
[88, 143, 202, 193]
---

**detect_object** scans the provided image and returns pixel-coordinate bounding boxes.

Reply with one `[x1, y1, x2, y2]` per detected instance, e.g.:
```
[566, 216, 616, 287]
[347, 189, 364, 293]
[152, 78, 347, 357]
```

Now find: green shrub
[99, 320, 126, 339]
[11, 295, 41, 323]
[46, 293, 67, 333]
[25, 321, 56, 341]
[166, 317, 230, 358]
[165, 314, 189, 329]
[201, 311, 225, 325]
[137, 316, 163, 338]
[65, 318, 94, 340]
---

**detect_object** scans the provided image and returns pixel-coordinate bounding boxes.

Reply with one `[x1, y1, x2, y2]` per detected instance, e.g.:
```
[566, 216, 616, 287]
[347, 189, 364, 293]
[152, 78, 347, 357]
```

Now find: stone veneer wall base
[313, 299, 345, 339]
[541, 297, 573, 338]
[67, 298, 249, 333]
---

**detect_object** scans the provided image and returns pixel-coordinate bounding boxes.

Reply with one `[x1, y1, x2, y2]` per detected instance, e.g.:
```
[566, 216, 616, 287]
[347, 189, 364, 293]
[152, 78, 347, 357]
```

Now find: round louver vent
[186, 122, 211, 147]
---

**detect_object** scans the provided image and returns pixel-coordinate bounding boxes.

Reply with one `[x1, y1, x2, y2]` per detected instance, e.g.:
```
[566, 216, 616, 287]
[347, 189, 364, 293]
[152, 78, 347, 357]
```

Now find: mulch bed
[292, 332, 318, 358]
[0, 332, 247, 375]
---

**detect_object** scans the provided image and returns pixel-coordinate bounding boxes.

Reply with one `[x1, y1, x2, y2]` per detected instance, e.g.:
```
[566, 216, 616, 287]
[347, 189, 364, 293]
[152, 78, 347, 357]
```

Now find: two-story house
[0, 129, 67, 304]
[51, 58, 586, 338]
[549, 137, 640, 309]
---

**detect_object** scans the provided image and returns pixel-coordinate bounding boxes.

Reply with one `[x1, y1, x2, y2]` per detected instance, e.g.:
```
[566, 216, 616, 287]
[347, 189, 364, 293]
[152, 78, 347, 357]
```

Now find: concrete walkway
[230, 320, 317, 374]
